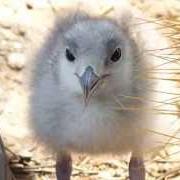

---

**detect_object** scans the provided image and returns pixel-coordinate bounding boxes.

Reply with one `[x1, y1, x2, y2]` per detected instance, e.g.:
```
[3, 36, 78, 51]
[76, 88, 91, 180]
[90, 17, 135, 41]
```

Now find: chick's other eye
[110, 48, 122, 62]
[66, 48, 76, 62]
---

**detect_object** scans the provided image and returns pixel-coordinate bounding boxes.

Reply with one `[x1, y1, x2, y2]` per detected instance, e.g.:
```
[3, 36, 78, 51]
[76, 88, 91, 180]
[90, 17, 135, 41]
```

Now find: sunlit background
[0, 0, 179, 179]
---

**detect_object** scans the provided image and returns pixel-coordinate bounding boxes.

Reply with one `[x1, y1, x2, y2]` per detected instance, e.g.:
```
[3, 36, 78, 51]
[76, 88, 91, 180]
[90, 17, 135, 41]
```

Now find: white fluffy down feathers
[29, 0, 178, 157]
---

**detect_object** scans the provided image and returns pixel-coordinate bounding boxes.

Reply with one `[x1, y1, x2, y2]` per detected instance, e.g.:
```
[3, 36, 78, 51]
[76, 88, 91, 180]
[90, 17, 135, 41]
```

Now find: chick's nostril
[84, 66, 94, 73]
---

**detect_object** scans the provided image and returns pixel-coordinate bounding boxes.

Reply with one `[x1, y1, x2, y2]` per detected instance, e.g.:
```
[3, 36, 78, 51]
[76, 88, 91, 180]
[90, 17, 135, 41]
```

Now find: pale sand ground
[0, 0, 179, 179]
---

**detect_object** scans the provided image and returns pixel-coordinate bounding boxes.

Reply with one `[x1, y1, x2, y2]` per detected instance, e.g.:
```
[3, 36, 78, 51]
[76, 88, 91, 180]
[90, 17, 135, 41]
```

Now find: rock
[7, 52, 26, 70]
[12, 42, 23, 50]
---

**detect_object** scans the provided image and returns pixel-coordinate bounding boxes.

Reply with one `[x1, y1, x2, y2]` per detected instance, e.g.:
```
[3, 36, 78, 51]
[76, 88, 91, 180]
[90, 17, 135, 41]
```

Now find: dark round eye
[110, 48, 121, 62]
[66, 48, 75, 62]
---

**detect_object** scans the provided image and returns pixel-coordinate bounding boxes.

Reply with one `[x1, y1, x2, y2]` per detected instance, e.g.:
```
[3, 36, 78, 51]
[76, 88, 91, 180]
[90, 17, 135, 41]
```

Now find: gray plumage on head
[29, 1, 178, 156]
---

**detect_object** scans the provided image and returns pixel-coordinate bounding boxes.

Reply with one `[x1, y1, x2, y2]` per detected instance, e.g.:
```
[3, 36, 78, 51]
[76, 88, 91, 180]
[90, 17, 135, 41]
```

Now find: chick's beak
[76, 66, 100, 103]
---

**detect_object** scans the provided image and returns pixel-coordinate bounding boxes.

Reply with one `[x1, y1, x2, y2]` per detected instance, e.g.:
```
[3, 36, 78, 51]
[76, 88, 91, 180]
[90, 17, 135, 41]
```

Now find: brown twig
[0, 135, 16, 180]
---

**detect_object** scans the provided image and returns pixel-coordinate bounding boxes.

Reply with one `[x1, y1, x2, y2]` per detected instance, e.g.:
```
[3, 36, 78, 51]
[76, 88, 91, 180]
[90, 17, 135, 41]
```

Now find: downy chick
[29, 1, 178, 179]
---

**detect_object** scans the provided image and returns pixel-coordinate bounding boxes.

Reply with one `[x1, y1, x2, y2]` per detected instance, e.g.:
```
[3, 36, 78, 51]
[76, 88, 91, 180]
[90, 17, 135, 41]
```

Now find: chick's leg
[56, 152, 72, 180]
[129, 155, 145, 180]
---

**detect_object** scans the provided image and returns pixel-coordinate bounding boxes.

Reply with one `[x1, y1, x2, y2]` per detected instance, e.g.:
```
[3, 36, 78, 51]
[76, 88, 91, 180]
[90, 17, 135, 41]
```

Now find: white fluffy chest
[49, 95, 145, 154]
[32, 75, 150, 154]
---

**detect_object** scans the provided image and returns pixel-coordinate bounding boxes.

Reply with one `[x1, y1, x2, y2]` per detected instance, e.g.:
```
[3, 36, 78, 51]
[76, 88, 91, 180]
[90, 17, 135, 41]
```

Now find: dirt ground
[0, 0, 180, 179]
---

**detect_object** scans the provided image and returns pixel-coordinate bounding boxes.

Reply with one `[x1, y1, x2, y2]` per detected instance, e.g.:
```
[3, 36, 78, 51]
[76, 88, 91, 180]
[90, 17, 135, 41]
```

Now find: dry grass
[0, 0, 179, 179]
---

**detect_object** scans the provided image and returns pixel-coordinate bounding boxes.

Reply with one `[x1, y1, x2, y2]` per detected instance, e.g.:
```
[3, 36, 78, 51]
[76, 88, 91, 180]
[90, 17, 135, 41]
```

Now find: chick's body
[30, 1, 177, 159]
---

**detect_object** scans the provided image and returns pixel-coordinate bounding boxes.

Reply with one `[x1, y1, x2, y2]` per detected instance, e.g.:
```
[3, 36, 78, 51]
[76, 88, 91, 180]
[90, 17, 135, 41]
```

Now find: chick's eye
[110, 48, 121, 62]
[66, 48, 75, 62]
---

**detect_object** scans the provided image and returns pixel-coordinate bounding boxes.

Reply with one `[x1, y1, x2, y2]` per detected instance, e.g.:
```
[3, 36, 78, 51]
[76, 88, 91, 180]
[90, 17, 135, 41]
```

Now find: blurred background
[0, 0, 179, 179]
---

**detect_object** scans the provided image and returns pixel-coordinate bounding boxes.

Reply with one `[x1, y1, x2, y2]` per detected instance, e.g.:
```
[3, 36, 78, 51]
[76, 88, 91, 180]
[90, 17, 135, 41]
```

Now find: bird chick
[29, 1, 178, 180]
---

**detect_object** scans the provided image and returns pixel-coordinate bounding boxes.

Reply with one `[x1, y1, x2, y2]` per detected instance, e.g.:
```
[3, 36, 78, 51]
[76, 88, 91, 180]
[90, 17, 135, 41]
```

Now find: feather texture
[29, 0, 178, 157]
